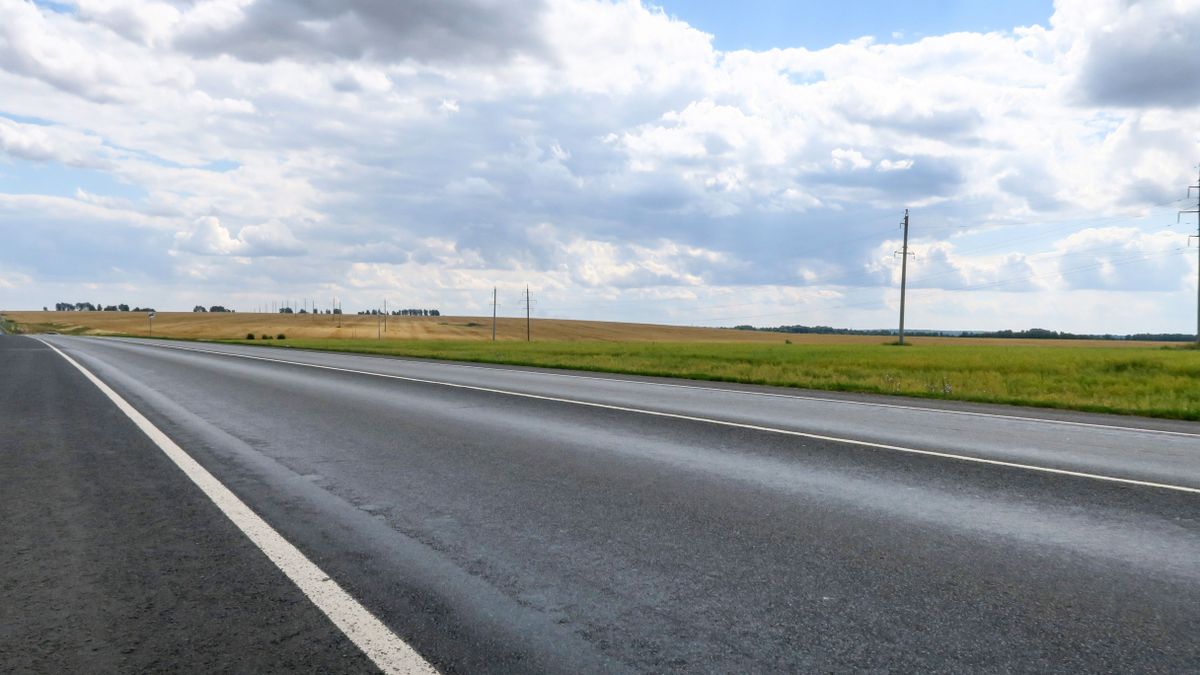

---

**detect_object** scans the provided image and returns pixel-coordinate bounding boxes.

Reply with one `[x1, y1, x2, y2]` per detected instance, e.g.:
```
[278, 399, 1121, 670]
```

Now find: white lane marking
[37, 339, 438, 675]
[79, 337, 1200, 495]
[116, 336, 1200, 440]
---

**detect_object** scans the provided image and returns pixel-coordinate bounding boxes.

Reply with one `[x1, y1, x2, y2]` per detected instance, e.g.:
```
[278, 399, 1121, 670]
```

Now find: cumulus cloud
[75, 0, 182, 47]
[173, 217, 306, 257]
[1070, 0, 1200, 108]
[0, 117, 111, 167]
[0, 0, 144, 102]
[172, 0, 549, 64]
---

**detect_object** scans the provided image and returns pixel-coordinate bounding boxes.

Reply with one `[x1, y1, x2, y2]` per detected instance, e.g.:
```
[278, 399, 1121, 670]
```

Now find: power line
[1180, 166, 1200, 344]
[629, 239, 1178, 325]
[536, 213, 1184, 317]
[690, 247, 1190, 324]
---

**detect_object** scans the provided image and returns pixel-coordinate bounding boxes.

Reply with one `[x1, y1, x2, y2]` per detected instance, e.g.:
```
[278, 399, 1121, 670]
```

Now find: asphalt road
[4, 334, 1200, 673]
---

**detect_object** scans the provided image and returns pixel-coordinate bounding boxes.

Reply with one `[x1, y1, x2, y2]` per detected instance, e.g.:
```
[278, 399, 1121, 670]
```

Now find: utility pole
[1181, 167, 1200, 345]
[896, 209, 913, 345]
[525, 286, 532, 342]
[383, 299, 387, 333]
[492, 287, 497, 341]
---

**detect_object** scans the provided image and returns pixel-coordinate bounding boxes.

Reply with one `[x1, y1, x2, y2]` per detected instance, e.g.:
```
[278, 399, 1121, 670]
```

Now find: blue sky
[0, 0, 1197, 333]
[656, 0, 1054, 50]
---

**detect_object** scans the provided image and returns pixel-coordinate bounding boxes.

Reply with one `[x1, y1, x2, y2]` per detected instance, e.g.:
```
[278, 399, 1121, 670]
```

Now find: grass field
[222, 338, 1200, 420]
[5, 310, 1198, 420]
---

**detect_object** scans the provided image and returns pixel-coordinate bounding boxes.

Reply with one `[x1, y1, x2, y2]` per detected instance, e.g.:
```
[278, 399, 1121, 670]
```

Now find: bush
[246, 333, 255, 340]
[276, 333, 286, 340]
[262, 334, 272, 340]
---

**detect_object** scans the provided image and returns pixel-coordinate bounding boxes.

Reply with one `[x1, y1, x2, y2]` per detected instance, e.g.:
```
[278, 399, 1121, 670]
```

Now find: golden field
[0, 310, 1172, 348]
[3, 310, 794, 342]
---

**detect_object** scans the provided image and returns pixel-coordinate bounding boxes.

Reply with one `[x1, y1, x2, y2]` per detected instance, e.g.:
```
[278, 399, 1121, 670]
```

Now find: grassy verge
[218, 337, 1200, 420]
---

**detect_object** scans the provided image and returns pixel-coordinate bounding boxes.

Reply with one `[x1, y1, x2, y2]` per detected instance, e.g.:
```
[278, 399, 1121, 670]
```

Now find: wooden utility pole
[524, 286, 532, 342]
[896, 209, 913, 345]
[492, 287, 497, 341]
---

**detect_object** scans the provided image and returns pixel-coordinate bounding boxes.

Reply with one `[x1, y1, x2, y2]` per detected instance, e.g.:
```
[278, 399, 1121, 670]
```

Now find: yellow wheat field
[0, 310, 1171, 348]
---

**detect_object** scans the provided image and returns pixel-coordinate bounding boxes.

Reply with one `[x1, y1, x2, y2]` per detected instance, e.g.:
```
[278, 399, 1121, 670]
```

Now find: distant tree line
[732, 324, 1197, 342]
[734, 324, 895, 336]
[54, 302, 154, 312]
[357, 308, 440, 316]
[51, 302, 448, 317]
[969, 328, 1196, 342]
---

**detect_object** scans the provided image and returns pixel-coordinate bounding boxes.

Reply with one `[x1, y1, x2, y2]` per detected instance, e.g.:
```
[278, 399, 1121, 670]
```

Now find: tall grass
[233, 338, 1200, 420]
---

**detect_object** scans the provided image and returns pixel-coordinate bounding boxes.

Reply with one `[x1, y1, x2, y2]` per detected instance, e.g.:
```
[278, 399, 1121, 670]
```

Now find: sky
[0, 0, 1198, 333]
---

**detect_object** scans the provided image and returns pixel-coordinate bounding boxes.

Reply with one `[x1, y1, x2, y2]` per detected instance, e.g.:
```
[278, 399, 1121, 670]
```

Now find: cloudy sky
[1, 0, 1198, 332]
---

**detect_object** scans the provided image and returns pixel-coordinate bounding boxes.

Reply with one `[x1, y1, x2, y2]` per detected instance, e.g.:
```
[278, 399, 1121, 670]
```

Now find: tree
[104, 305, 119, 312]
[193, 305, 208, 312]
[118, 304, 129, 311]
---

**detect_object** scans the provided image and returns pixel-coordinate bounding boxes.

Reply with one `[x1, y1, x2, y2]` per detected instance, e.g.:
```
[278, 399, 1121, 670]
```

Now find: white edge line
[116, 336, 1200, 440]
[37, 338, 439, 675]
[84, 337, 1200, 496]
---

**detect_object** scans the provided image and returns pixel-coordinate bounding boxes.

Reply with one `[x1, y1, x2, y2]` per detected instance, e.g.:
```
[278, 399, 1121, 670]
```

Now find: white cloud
[1064, 0, 1200, 108]
[173, 216, 305, 257]
[0, 269, 31, 289]
[75, 0, 183, 47]
[831, 148, 871, 171]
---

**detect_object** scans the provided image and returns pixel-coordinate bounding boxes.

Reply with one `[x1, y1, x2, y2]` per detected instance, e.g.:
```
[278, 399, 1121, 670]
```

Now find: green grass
[217, 338, 1200, 420]
[0, 315, 16, 334]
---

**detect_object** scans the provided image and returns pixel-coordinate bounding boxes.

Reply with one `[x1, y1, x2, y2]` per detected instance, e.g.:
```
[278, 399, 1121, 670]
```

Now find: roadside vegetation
[230, 338, 1200, 420]
[0, 314, 18, 334]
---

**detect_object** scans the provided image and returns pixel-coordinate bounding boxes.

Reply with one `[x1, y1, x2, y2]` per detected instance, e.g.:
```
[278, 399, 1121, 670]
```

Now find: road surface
[3, 334, 1199, 673]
